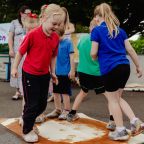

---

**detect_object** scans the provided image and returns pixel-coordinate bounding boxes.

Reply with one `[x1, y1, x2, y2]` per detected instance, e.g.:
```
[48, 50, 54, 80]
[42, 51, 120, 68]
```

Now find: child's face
[94, 15, 104, 26]
[94, 15, 101, 25]
[43, 15, 62, 35]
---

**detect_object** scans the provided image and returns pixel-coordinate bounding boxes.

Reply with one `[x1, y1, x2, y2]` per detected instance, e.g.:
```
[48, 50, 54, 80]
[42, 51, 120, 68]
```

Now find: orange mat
[0, 116, 128, 144]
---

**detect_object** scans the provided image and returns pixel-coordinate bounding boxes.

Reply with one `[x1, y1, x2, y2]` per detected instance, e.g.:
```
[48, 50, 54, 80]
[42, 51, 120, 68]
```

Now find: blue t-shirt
[91, 22, 130, 75]
[56, 38, 74, 75]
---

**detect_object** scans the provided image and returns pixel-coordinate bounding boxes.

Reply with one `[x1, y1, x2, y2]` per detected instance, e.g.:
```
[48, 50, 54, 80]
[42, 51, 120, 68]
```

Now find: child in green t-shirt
[66, 19, 116, 131]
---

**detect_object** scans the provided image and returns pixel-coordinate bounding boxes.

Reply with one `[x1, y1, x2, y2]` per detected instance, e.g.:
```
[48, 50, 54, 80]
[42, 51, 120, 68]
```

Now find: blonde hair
[61, 7, 75, 33]
[94, 3, 120, 38]
[61, 7, 70, 29]
[89, 18, 97, 32]
[39, 4, 48, 19]
[44, 4, 65, 24]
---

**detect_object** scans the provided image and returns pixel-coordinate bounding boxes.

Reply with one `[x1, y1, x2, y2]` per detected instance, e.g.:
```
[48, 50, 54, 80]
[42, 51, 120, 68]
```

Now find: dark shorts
[53, 75, 71, 95]
[102, 64, 130, 92]
[78, 72, 105, 94]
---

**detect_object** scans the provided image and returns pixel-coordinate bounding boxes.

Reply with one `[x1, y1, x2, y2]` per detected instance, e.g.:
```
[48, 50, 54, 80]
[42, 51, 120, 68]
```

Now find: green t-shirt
[77, 34, 101, 76]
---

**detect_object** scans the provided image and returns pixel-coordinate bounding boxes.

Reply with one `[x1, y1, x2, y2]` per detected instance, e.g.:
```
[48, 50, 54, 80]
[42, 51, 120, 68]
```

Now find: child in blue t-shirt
[46, 26, 75, 120]
[91, 2, 144, 141]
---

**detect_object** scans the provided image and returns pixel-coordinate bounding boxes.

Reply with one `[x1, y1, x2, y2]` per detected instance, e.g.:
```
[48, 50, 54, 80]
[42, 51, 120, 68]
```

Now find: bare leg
[105, 90, 123, 127]
[54, 93, 62, 111]
[104, 92, 113, 116]
[62, 94, 71, 110]
[118, 89, 136, 121]
[16, 88, 21, 95]
[46, 93, 62, 118]
[72, 89, 87, 110]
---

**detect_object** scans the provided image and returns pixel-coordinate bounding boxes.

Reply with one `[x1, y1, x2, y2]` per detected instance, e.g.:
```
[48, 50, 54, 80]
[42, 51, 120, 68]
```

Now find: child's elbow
[91, 53, 97, 60]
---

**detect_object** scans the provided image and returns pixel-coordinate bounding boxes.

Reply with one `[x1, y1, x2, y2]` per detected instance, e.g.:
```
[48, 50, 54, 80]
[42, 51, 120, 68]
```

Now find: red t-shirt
[19, 26, 59, 75]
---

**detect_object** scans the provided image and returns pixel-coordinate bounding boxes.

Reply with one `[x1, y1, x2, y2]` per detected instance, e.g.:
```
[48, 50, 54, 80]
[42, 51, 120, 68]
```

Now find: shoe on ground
[106, 120, 116, 131]
[109, 129, 129, 141]
[35, 114, 46, 123]
[12, 91, 22, 100]
[12, 94, 21, 100]
[46, 109, 61, 118]
[131, 119, 144, 136]
[66, 113, 79, 122]
[23, 130, 38, 143]
[58, 110, 69, 120]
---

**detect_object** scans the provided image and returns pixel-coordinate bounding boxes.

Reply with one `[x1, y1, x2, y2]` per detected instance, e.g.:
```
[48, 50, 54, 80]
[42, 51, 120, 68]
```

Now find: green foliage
[0, 44, 9, 54]
[130, 36, 144, 54]
[75, 24, 89, 33]
[0, 0, 144, 37]
[1, 34, 144, 55]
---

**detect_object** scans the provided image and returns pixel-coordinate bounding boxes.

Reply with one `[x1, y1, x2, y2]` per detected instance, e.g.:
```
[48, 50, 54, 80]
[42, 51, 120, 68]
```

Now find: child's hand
[11, 68, 18, 78]
[51, 73, 58, 85]
[68, 70, 75, 80]
[136, 66, 143, 78]
[75, 77, 80, 86]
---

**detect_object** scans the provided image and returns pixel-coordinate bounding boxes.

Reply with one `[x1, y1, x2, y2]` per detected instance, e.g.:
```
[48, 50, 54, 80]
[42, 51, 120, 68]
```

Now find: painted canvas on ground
[0, 113, 144, 144]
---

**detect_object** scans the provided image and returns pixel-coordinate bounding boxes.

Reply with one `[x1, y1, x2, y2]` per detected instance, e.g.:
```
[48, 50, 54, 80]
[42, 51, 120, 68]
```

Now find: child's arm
[69, 53, 75, 80]
[11, 52, 23, 78]
[125, 39, 143, 78]
[50, 56, 58, 85]
[91, 41, 99, 60]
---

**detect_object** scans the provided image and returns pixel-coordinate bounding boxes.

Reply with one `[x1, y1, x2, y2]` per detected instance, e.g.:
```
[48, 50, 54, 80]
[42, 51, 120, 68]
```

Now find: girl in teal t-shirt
[67, 19, 115, 131]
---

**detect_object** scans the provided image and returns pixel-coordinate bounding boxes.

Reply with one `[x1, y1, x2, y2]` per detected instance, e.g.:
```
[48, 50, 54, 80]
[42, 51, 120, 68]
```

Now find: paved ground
[0, 81, 144, 143]
[0, 54, 144, 85]
[0, 54, 144, 143]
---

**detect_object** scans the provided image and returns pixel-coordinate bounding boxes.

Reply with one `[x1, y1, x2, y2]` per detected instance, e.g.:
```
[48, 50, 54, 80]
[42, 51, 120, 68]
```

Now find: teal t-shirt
[77, 34, 101, 76]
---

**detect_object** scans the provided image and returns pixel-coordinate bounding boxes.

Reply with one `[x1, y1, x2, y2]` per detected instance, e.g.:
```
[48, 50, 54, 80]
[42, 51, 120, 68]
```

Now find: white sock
[116, 126, 126, 132]
[130, 117, 138, 124]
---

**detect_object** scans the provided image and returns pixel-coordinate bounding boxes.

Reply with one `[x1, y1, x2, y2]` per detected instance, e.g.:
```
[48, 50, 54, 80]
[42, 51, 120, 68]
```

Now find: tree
[111, 0, 144, 37]
[0, 0, 143, 36]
